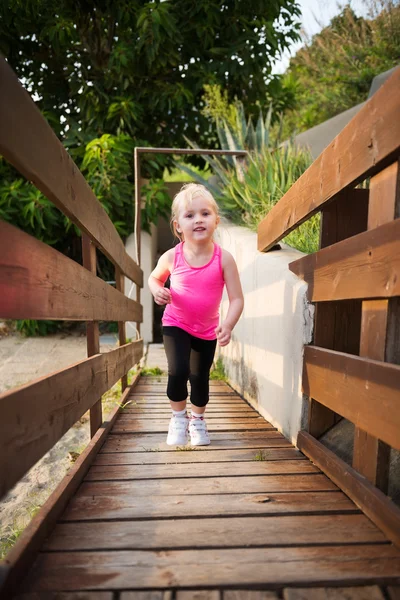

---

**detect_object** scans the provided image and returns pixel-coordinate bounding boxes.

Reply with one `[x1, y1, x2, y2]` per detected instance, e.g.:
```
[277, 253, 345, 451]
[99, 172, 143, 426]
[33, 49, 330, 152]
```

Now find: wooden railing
[257, 66, 400, 547]
[0, 56, 144, 502]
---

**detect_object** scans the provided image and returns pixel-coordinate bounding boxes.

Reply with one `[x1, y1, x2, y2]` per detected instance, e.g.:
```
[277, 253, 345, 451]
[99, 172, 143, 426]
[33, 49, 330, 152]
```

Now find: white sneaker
[189, 417, 210, 446]
[166, 414, 189, 446]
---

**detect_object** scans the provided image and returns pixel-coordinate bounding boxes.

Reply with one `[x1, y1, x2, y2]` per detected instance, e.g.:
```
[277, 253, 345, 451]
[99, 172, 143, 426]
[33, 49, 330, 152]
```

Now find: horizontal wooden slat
[303, 346, 400, 450]
[76, 474, 338, 496]
[0, 220, 142, 322]
[0, 340, 143, 499]
[16, 546, 400, 591]
[61, 490, 355, 522]
[289, 218, 400, 302]
[84, 460, 318, 481]
[45, 514, 385, 551]
[257, 66, 400, 251]
[0, 374, 142, 600]
[0, 57, 142, 286]
[136, 147, 247, 156]
[94, 447, 303, 464]
[101, 432, 291, 453]
[297, 431, 400, 548]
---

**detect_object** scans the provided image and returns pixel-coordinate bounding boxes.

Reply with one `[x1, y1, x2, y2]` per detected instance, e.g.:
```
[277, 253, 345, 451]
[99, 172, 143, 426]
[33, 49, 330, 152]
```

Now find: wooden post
[308, 189, 369, 437]
[352, 160, 400, 491]
[134, 148, 142, 338]
[81, 233, 102, 437]
[115, 266, 128, 392]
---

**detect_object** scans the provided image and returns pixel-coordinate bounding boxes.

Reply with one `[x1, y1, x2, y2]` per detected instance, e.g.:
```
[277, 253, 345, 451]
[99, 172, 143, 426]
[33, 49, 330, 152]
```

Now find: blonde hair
[170, 183, 219, 241]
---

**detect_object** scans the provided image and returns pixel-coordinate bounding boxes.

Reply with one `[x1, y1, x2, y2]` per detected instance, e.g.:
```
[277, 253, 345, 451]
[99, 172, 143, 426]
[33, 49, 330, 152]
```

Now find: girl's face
[174, 196, 219, 243]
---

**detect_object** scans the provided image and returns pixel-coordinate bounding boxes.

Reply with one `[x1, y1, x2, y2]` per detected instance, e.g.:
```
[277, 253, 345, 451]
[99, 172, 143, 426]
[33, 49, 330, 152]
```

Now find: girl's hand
[154, 287, 172, 306]
[215, 323, 232, 346]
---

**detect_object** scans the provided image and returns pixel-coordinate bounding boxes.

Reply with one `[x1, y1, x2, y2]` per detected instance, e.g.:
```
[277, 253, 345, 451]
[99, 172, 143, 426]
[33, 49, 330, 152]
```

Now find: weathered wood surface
[257, 66, 400, 251]
[283, 587, 386, 599]
[84, 459, 319, 480]
[46, 514, 385, 551]
[303, 189, 368, 438]
[302, 345, 400, 450]
[94, 447, 302, 464]
[0, 57, 142, 286]
[61, 491, 356, 521]
[9, 378, 400, 598]
[17, 546, 400, 592]
[298, 431, 400, 548]
[289, 217, 400, 302]
[0, 340, 143, 498]
[2, 377, 142, 600]
[353, 160, 399, 491]
[0, 220, 142, 322]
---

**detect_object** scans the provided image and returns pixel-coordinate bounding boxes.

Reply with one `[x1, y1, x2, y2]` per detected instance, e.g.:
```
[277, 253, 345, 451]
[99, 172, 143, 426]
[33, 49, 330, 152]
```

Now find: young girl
[148, 183, 244, 446]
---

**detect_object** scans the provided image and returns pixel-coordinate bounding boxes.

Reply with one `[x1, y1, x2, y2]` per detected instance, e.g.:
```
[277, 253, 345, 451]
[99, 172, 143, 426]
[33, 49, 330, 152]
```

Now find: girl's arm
[148, 249, 174, 305]
[216, 250, 244, 346]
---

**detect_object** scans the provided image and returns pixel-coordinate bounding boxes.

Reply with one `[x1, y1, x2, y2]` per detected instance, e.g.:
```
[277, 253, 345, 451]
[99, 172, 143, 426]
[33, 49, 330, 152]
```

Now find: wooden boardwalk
[14, 377, 400, 598]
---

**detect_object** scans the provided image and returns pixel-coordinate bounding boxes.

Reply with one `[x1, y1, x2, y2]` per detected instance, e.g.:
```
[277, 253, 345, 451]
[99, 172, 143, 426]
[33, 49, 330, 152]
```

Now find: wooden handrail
[0, 340, 143, 498]
[257, 66, 400, 252]
[0, 221, 142, 322]
[0, 56, 142, 286]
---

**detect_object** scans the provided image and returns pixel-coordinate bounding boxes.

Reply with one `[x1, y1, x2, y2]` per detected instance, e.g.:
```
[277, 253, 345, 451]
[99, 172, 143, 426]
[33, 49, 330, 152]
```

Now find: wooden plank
[289, 218, 400, 302]
[353, 161, 399, 491]
[0, 220, 142, 322]
[297, 431, 400, 548]
[14, 594, 114, 600]
[111, 421, 275, 434]
[101, 432, 290, 453]
[0, 58, 142, 286]
[134, 147, 142, 338]
[257, 66, 400, 251]
[121, 593, 171, 600]
[122, 411, 259, 417]
[82, 233, 102, 437]
[302, 346, 400, 450]
[0, 340, 143, 498]
[387, 587, 400, 600]
[283, 586, 385, 599]
[75, 474, 338, 496]
[0, 376, 142, 600]
[116, 417, 267, 425]
[45, 514, 385, 552]
[178, 593, 220, 600]
[224, 593, 278, 600]
[61, 490, 355, 522]
[84, 460, 318, 481]
[94, 448, 303, 464]
[116, 266, 128, 392]
[16, 546, 400, 592]
[310, 191, 368, 437]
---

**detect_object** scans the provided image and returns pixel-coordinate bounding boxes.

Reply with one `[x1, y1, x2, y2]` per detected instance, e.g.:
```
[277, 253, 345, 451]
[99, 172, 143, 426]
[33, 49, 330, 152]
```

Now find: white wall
[125, 224, 157, 344]
[215, 221, 314, 445]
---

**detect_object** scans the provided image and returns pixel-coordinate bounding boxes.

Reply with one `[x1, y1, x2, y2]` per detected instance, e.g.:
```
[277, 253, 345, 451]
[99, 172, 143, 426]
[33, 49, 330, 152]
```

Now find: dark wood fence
[257, 67, 400, 547]
[0, 55, 144, 503]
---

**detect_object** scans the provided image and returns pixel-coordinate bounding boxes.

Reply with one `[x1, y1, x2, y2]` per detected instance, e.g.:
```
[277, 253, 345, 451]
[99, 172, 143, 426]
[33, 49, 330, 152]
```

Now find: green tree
[281, 1, 400, 135]
[1, 0, 301, 153]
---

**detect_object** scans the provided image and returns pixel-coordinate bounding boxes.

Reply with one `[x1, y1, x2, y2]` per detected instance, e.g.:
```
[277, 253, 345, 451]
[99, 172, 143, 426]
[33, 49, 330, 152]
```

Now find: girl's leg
[188, 336, 217, 446]
[189, 336, 217, 410]
[162, 326, 191, 445]
[163, 326, 191, 410]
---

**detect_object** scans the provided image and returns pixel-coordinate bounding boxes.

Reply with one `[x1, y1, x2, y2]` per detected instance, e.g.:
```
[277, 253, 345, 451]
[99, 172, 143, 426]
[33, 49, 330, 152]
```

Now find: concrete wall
[125, 223, 157, 344]
[215, 220, 314, 445]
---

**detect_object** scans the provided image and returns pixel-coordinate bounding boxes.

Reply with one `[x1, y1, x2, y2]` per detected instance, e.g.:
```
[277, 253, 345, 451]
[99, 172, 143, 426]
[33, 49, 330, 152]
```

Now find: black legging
[163, 326, 217, 407]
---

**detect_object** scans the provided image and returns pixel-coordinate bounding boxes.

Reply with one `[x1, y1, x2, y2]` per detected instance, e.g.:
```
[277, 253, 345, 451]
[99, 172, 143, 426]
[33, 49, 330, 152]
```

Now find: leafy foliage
[281, 1, 400, 134]
[1, 0, 301, 155]
[178, 94, 317, 253]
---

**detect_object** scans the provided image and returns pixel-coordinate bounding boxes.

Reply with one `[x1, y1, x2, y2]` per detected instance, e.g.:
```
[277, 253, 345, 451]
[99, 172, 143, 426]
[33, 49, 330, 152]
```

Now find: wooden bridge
[0, 56, 400, 598]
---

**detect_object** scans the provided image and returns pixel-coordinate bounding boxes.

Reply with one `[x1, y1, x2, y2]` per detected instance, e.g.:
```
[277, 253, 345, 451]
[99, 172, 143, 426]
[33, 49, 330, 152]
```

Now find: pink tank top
[162, 242, 225, 340]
